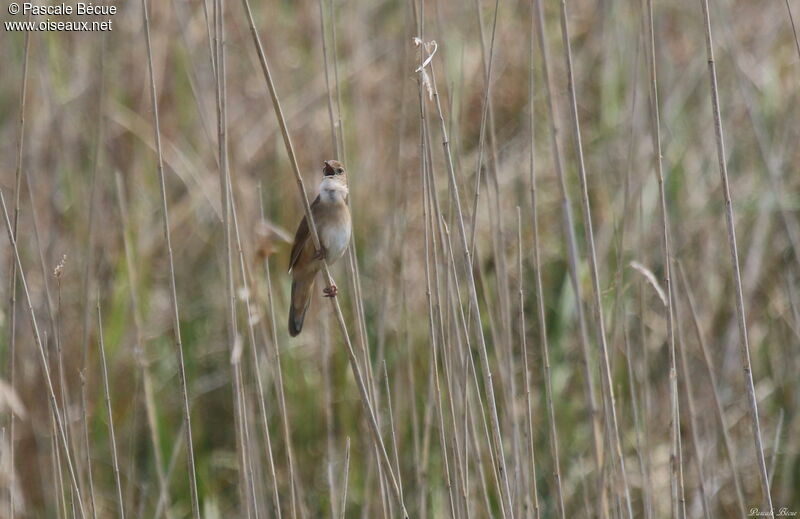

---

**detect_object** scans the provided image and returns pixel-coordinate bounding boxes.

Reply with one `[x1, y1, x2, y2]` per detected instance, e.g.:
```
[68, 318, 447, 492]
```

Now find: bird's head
[323, 160, 346, 179]
[320, 160, 348, 202]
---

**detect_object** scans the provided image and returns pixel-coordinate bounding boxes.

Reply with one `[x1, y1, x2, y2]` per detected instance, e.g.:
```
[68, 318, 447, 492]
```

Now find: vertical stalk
[530, 3, 606, 510]
[517, 208, 541, 519]
[678, 265, 746, 513]
[643, 1, 682, 516]
[140, 1, 201, 515]
[339, 438, 351, 519]
[697, 0, 774, 514]
[672, 279, 711, 519]
[6, 19, 32, 519]
[427, 50, 515, 519]
[214, 0, 258, 516]
[555, 0, 633, 515]
[79, 33, 107, 519]
[529, 140, 566, 516]
[113, 173, 174, 519]
[97, 303, 126, 519]
[1, 192, 86, 519]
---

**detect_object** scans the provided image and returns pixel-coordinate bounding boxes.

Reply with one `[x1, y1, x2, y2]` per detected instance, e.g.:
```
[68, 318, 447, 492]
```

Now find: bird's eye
[336, 168, 344, 174]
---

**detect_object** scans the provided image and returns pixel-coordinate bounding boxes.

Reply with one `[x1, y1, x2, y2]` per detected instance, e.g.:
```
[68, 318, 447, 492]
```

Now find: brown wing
[288, 195, 320, 272]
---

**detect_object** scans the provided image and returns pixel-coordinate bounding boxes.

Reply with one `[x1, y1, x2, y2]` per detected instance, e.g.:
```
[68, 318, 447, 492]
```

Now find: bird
[287, 160, 352, 336]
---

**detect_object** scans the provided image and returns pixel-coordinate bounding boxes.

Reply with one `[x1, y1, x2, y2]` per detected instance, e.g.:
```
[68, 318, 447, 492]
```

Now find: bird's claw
[322, 284, 338, 298]
[313, 248, 327, 261]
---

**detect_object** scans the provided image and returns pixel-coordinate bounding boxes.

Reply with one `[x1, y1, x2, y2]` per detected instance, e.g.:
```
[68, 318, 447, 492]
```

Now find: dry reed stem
[213, 1, 258, 515]
[611, 18, 653, 519]
[318, 0, 338, 155]
[530, 3, 606, 509]
[78, 35, 109, 519]
[467, 0, 499, 257]
[6, 17, 32, 519]
[420, 128, 456, 518]
[233, 195, 277, 515]
[231, 215, 262, 518]
[259, 184, 297, 513]
[230, 174, 281, 519]
[113, 172, 174, 519]
[466, 397, 494, 517]
[713, 5, 800, 350]
[517, 208, 541, 519]
[139, 1, 201, 515]
[202, 0, 216, 79]
[255, 186, 286, 519]
[622, 315, 651, 519]
[785, 0, 800, 60]
[259, 215, 301, 519]
[23, 167, 59, 400]
[696, 0, 774, 513]
[425, 11, 498, 517]
[170, 0, 217, 153]
[24, 157, 75, 517]
[677, 264, 746, 513]
[440, 290, 472, 518]
[440, 217, 505, 512]
[53, 274, 76, 516]
[329, 0, 346, 159]
[376, 44, 412, 504]
[555, 1, 636, 516]
[527, 24, 569, 510]
[239, 1, 407, 513]
[320, 311, 335, 519]
[609, 19, 642, 358]
[438, 137, 500, 519]
[50, 396, 67, 519]
[642, 1, 683, 516]
[1, 192, 86, 519]
[382, 362, 404, 506]
[153, 424, 186, 518]
[79, 346, 98, 519]
[422, 93, 472, 517]
[528, 39, 572, 513]
[96, 303, 125, 519]
[672, 282, 711, 519]
[636, 177, 655, 519]
[768, 410, 784, 487]
[529, 162, 566, 517]
[473, 3, 514, 382]
[344, 248, 383, 510]
[339, 437, 351, 519]
[427, 55, 515, 519]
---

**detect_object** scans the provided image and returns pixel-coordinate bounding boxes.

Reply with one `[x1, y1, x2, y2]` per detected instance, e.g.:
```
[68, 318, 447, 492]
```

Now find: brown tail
[288, 276, 314, 337]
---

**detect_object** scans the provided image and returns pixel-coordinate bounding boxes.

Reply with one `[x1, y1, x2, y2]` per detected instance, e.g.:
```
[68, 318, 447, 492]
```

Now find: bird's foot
[313, 248, 327, 261]
[322, 284, 338, 298]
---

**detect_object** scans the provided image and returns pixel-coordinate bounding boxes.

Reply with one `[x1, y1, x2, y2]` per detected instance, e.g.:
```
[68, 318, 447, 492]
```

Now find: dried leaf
[629, 261, 667, 306]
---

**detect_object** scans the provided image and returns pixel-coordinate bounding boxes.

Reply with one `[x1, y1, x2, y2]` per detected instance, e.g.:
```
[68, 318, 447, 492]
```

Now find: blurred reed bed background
[0, 0, 798, 517]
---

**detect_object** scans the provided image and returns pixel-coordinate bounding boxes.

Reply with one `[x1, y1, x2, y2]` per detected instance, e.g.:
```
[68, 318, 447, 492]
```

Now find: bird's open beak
[323, 161, 335, 176]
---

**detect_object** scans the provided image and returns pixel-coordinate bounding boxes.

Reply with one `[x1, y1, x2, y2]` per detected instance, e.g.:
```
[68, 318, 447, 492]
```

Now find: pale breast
[320, 218, 351, 263]
[314, 200, 351, 264]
